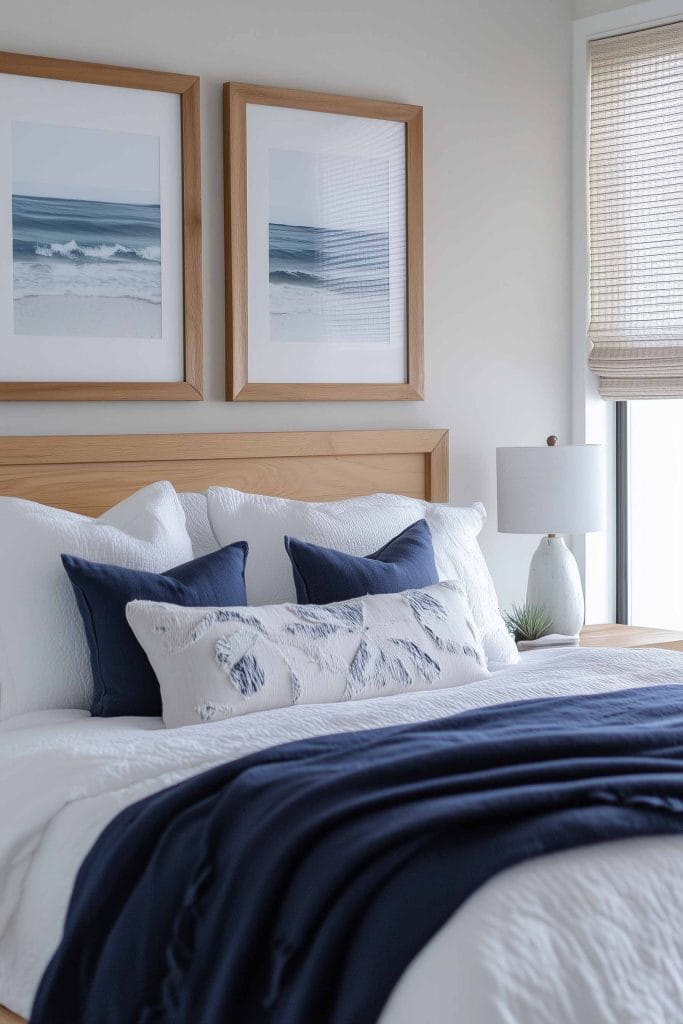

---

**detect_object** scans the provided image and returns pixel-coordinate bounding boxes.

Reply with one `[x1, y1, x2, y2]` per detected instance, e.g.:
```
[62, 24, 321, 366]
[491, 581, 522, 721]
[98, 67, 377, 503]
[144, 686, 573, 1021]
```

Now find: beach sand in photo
[269, 280, 391, 344]
[13, 295, 161, 338]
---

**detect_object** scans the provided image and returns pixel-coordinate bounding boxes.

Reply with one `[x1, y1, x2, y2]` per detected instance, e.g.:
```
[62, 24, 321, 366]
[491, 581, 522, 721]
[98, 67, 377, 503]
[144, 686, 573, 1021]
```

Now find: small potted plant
[503, 602, 552, 645]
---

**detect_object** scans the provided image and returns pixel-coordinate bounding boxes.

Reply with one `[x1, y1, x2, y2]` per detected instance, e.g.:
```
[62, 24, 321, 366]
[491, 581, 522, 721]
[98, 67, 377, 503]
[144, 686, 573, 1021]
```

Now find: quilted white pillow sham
[0, 481, 192, 720]
[178, 491, 219, 558]
[206, 488, 518, 669]
[126, 581, 490, 729]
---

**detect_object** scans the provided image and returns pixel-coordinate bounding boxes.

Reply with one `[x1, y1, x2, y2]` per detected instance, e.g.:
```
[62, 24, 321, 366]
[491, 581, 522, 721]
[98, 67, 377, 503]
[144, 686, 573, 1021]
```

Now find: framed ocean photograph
[224, 83, 423, 401]
[0, 51, 202, 400]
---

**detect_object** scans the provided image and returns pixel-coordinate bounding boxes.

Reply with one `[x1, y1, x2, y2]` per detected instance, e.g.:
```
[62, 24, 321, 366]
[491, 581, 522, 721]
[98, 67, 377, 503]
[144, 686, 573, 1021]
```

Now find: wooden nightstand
[580, 624, 683, 653]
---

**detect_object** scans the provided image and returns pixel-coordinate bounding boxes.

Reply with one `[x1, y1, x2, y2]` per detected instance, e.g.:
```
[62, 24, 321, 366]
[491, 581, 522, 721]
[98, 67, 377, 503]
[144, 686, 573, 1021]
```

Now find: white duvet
[2, 647, 683, 1023]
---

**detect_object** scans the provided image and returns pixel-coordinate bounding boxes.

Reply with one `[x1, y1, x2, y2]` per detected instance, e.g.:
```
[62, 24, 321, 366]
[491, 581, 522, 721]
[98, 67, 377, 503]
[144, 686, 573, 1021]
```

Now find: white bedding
[2, 647, 683, 1022]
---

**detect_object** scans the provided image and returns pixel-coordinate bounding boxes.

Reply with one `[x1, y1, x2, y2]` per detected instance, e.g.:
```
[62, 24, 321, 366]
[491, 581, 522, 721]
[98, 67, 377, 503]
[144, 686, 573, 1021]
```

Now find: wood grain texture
[0, 51, 203, 401]
[223, 82, 423, 402]
[580, 624, 683, 650]
[224, 82, 422, 122]
[0, 429, 449, 517]
[180, 79, 204, 397]
[0, 50, 196, 92]
[405, 104, 424, 399]
[642, 640, 683, 652]
[230, 382, 424, 402]
[224, 81, 248, 400]
[427, 430, 449, 504]
[0, 1004, 23, 1024]
[0, 382, 203, 402]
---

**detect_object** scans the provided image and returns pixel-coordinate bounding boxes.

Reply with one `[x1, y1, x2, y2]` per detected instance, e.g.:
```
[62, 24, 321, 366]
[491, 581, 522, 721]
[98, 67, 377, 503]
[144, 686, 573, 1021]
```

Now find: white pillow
[178, 491, 219, 558]
[207, 488, 518, 669]
[0, 481, 193, 720]
[126, 581, 489, 729]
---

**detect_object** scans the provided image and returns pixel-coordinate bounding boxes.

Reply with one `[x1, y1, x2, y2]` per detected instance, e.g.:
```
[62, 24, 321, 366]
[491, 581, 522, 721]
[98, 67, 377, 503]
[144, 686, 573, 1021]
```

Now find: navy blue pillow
[285, 519, 438, 605]
[62, 543, 248, 718]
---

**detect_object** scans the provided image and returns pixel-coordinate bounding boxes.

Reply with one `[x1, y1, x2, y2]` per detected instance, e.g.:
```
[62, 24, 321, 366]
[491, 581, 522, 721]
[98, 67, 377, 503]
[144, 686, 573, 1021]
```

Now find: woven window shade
[588, 22, 683, 399]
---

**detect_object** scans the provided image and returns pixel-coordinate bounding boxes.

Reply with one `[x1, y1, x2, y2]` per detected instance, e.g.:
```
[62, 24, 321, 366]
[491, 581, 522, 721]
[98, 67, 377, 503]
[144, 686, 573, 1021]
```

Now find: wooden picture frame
[224, 82, 423, 402]
[0, 51, 202, 401]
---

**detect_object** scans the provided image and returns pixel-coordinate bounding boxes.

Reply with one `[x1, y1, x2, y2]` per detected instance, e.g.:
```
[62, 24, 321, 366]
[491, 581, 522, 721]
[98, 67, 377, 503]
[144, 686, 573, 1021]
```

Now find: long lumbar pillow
[125, 581, 490, 729]
[206, 488, 518, 670]
[0, 481, 193, 720]
[62, 542, 249, 718]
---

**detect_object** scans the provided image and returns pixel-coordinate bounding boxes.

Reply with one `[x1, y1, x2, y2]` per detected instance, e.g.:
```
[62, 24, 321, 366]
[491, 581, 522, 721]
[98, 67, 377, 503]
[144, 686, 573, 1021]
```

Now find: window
[587, 22, 683, 628]
[587, 23, 683, 399]
[623, 400, 683, 629]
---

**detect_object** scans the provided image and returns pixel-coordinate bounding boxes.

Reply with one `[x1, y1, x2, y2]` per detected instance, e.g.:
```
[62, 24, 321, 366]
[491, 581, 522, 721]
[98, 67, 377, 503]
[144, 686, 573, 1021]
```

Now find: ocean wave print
[12, 193, 161, 305]
[269, 222, 391, 342]
[30, 240, 161, 262]
[269, 269, 325, 287]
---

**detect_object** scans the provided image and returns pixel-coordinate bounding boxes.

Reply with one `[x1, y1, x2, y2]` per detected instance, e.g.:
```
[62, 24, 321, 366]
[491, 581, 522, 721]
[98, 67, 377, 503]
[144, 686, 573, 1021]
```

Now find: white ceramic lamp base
[526, 536, 584, 638]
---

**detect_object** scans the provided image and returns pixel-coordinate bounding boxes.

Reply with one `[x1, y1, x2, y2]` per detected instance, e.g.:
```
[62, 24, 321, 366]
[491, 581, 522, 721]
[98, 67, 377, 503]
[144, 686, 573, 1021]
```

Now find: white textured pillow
[126, 582, 489, 729]
[0, 482, 193, 720]
[178, 492, 219, 558]
[207, 488, 517, 669]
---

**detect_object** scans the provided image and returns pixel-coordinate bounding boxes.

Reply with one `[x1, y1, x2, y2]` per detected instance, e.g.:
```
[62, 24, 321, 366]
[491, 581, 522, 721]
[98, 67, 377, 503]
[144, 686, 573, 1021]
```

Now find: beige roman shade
[588, 22, 683, 399]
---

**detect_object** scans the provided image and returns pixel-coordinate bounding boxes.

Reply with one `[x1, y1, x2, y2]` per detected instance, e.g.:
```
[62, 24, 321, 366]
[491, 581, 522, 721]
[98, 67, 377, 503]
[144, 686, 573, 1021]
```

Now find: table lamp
[496, 436, 606, 637]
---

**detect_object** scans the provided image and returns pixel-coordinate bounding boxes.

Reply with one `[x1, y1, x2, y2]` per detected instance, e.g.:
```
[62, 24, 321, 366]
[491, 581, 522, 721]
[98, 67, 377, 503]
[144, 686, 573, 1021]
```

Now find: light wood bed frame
[0, 1005, 22, 1022]
[0, 428, 448, 515]
[0, 427, 447, 1024]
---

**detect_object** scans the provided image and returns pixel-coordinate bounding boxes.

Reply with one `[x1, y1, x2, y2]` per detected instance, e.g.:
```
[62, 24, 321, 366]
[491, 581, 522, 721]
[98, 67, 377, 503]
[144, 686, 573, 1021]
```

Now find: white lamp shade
[496, 444, 606, 535]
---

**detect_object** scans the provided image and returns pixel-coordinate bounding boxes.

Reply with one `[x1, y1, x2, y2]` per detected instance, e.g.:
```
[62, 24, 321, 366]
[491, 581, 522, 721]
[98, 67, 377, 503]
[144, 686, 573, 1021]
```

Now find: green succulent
[503, 602, 553, 643]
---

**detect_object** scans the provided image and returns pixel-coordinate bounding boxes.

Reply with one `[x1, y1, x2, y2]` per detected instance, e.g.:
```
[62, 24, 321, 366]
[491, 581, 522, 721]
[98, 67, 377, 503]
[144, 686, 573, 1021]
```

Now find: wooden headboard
[0, 429, 449, 516]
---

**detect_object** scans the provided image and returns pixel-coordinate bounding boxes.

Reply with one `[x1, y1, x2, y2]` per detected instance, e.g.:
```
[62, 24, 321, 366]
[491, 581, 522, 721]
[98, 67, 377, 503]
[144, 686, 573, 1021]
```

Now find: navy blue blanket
[32, 685, 683, 1024]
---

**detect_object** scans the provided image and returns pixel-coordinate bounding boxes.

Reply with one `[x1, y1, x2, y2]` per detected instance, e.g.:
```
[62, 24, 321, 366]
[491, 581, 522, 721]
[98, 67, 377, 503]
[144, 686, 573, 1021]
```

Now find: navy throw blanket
[32, 684, 683, 1024]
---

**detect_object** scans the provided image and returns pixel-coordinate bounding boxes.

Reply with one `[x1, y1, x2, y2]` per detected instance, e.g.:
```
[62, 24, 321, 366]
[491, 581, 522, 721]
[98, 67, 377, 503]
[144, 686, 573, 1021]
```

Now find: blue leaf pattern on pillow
[284, 622, 349, 642]
[403, 588, 484, 665]
[404, 589, 449, 621]
[215, 631, 265, 696]
[346, 636, 414, 698]
[230, 653, 265, 697]
[298, 602, 365, 626]
[285, 602, 364, 634]
[280, 602, 365, 674]
[196, 700, 232, 722]
[390, 639, 441, 683]
[160, 608, 267, 656]
[346, 637, 372, 698]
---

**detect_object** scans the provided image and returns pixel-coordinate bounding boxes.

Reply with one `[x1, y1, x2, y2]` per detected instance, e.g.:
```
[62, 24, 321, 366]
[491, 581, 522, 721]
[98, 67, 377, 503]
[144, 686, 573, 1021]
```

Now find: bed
[1, 428, 682, 1024]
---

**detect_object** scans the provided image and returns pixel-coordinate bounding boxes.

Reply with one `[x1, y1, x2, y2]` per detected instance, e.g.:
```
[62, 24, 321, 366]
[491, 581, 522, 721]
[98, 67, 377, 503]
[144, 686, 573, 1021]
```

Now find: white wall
[0, 0, 573, 612]
[573, 0, 640, 16]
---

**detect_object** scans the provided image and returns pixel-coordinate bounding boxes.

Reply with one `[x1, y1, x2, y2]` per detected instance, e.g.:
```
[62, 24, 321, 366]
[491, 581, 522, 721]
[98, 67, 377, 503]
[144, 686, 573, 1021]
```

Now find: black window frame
[615, 400, 629, 625]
